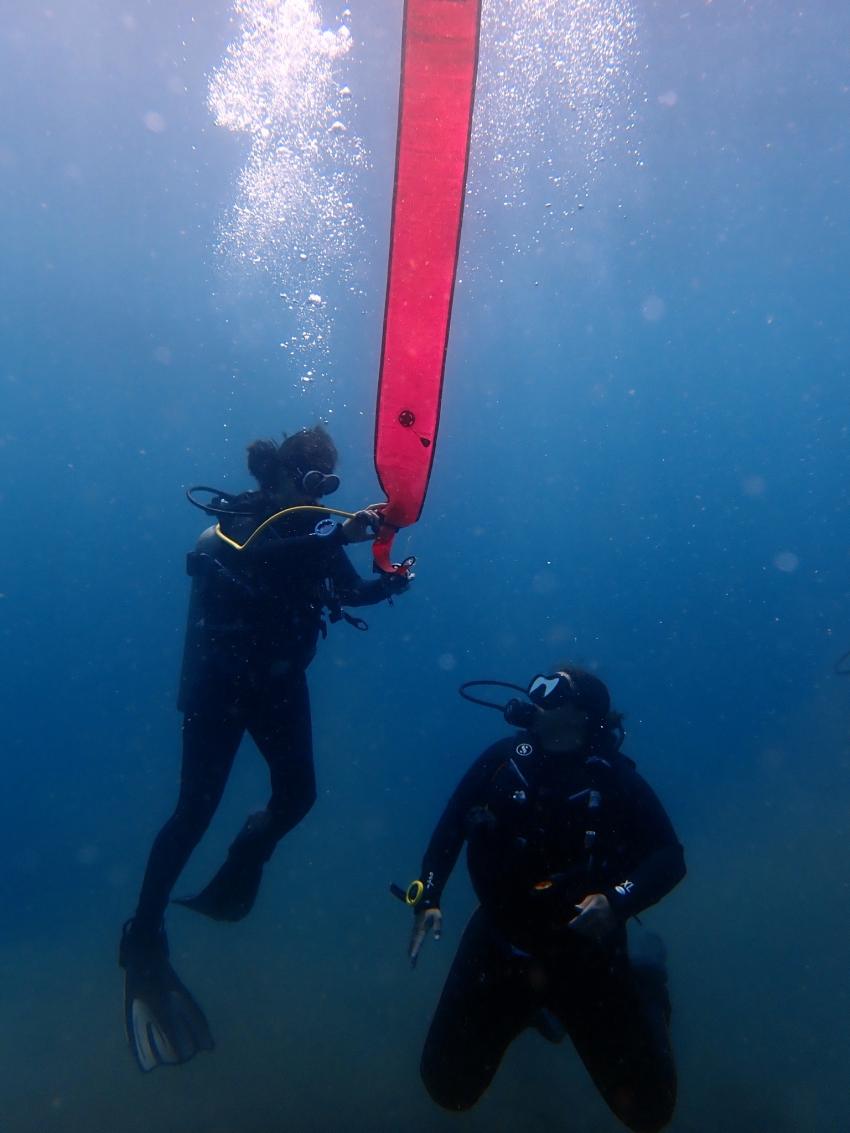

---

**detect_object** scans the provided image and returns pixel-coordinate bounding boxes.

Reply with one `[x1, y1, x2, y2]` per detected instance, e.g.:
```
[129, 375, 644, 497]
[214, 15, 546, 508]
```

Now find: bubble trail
[209, 0, 366, 384]
[470, 0, 638, 253]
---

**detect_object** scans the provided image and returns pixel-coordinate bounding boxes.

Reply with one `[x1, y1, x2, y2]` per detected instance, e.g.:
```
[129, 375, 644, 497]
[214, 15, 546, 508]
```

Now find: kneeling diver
[400, 666, 685, 1132]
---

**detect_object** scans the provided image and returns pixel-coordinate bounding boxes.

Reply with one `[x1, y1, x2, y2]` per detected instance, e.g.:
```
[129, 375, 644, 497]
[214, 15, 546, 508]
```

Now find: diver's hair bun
[246, 439, 280, 490]
[278, 424, 338, 475]
[246, 424, 338, 489]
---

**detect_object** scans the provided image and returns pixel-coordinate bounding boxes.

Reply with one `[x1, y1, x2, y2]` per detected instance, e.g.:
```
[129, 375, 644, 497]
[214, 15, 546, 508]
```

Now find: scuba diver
[120, 425, 410, 1072]
[401, 666, 685, 1132]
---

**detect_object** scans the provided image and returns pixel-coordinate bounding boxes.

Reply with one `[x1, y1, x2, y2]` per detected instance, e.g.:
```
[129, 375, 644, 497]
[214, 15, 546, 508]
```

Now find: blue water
[2, 2, 849, 1130]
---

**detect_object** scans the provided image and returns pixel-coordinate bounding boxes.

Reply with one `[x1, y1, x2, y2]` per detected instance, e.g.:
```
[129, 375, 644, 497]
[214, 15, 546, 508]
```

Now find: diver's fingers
[568, 904, 589, 930]
[408, 921, 427, 965]
[342, 511, 378, 543]
[408, 909, 442, 966]
[429, 908, 443, 941]
[350, 508, 382, 537]
[569, 900, 611, 942]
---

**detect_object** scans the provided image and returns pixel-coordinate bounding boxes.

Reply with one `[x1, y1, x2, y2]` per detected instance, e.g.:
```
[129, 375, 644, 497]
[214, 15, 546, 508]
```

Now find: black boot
[174, 811, 271, 923]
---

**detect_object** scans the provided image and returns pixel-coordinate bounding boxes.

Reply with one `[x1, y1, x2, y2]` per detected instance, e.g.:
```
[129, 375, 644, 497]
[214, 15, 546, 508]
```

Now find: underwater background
[1, 1, 849, 1129]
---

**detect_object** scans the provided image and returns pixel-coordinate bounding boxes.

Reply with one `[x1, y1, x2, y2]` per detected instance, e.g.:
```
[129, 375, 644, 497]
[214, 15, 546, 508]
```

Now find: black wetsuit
[133, 498, 396, 936]
[417, 733, 686, 1133]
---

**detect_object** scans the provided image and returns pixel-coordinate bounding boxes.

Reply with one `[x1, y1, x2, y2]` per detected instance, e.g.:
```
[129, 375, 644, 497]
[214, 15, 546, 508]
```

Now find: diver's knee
[298, 784, 318, 821]
[624, 1112, 674, 1133]
[169, 800, 217, 845]
[271, 782, 316, 831]
[420, 1045, 487, 1113]
[420, 1065, 479, 1112]
[612, 1087, 676, 1133]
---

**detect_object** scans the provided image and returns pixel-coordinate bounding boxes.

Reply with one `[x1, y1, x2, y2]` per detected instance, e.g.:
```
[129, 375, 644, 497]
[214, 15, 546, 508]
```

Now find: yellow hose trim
[405, 880, 425, 907]
[214, 504, 358, 551]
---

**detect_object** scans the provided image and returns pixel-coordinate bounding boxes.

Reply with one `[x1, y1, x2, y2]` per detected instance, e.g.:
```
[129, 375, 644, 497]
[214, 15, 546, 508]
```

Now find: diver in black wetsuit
[120, 425, 409, 1072]
[404, 667, 685, 1132]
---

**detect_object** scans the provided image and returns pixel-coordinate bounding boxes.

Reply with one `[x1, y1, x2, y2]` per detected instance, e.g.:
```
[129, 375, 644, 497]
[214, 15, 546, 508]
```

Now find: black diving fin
[119, 920, 214, 1072]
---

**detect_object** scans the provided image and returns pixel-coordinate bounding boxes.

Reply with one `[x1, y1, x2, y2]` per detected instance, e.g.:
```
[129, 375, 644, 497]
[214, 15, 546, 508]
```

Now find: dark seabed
[1, 1, 849, 1130]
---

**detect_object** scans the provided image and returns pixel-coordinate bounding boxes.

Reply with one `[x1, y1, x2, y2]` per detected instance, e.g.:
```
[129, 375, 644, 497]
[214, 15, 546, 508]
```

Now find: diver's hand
[568, 894, 615, 942]
[408, 907, 442, 968]
[381, 569, 411, 596]
[341, 507, 383, 544]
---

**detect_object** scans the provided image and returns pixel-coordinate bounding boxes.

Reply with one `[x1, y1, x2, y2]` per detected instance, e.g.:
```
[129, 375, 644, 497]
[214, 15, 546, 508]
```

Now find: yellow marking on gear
[406, 880, 425, 907]
[214, 504, 358, 551]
